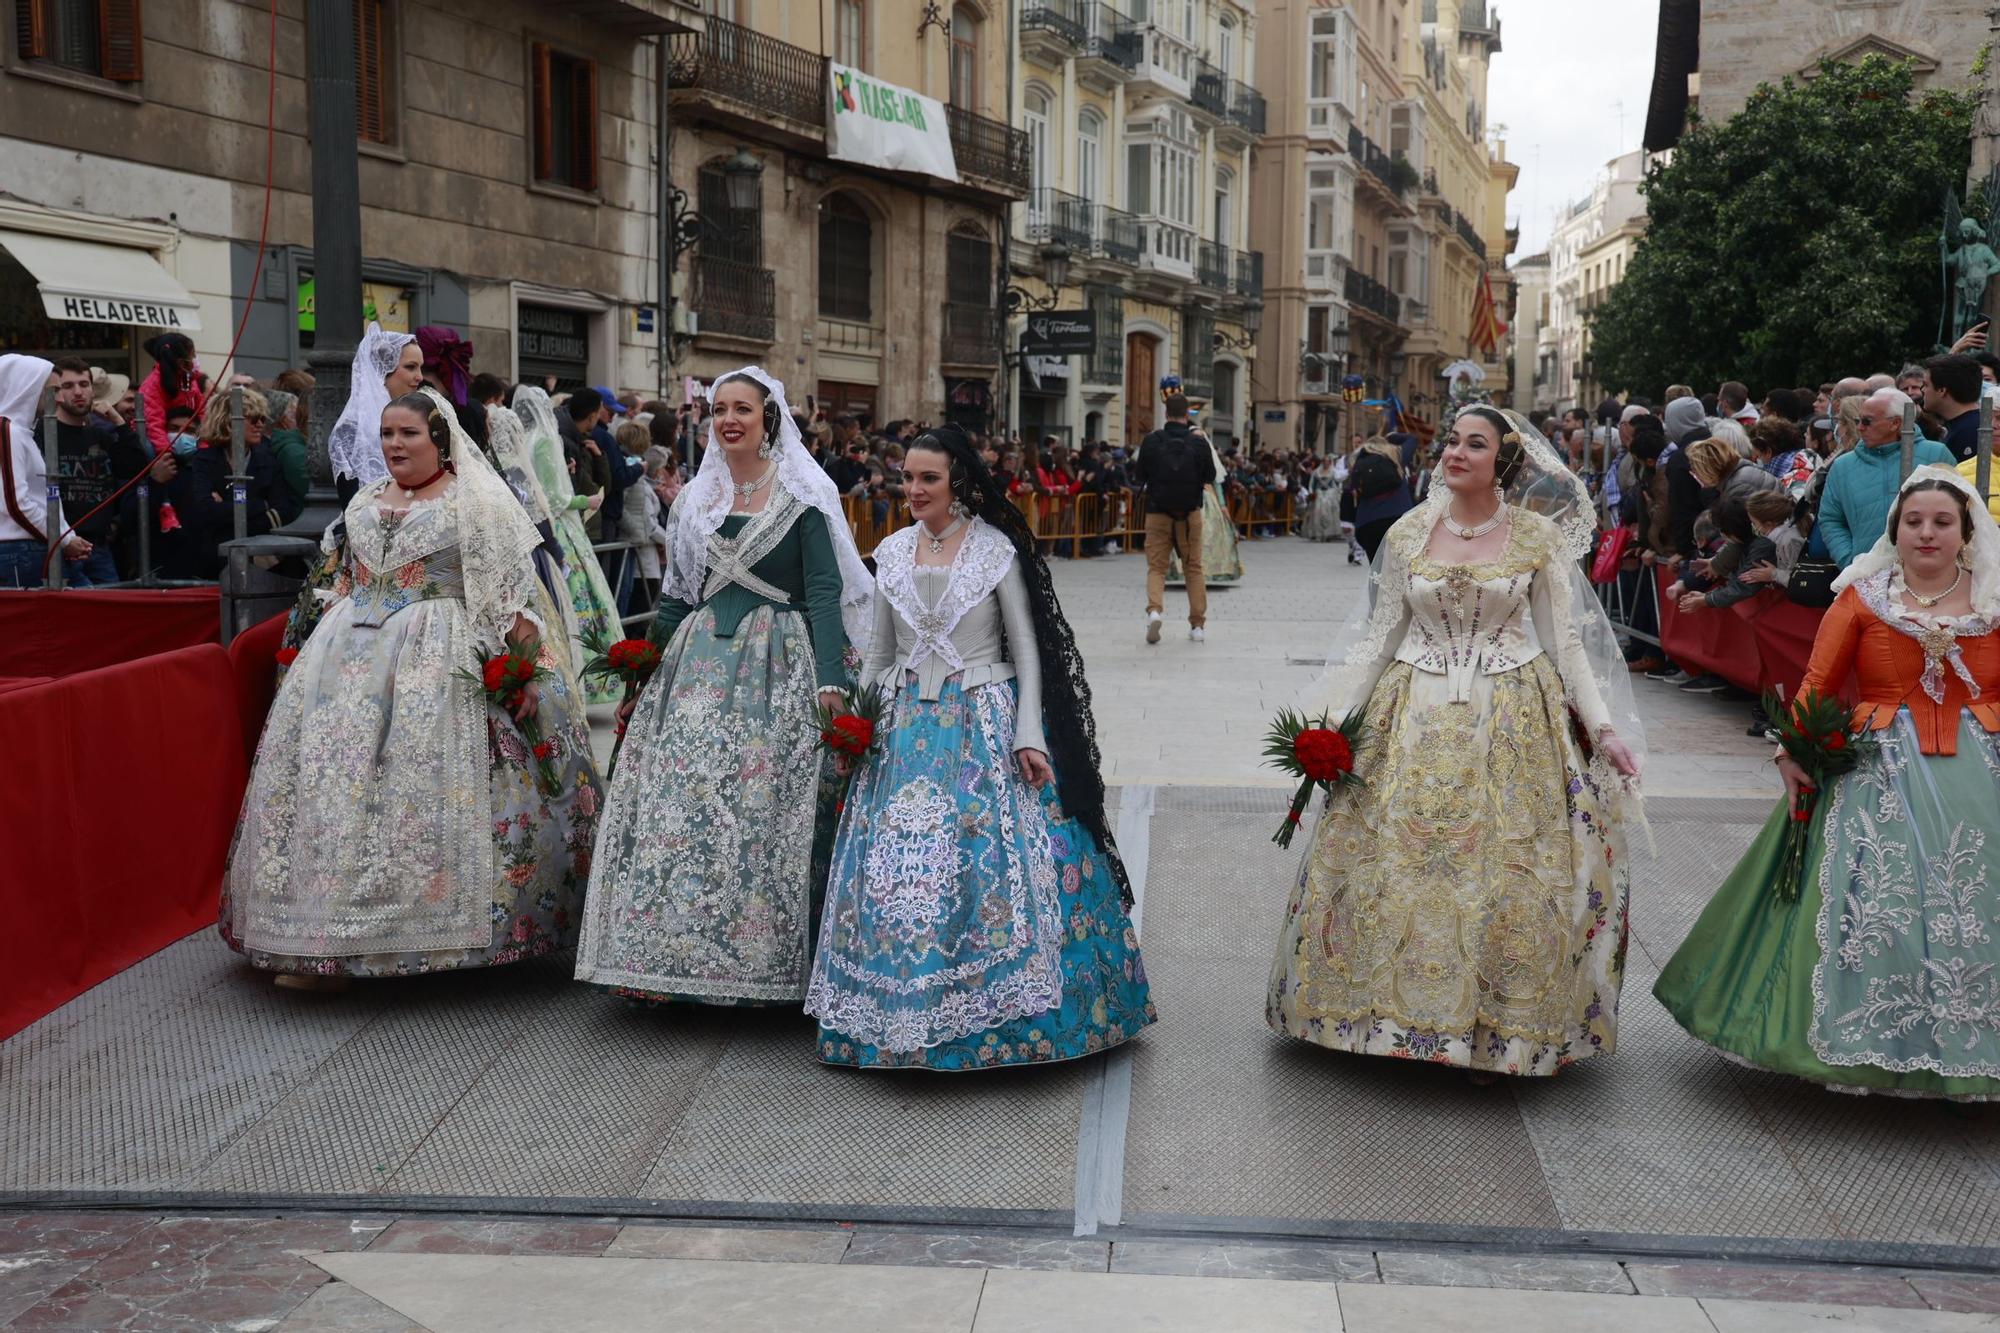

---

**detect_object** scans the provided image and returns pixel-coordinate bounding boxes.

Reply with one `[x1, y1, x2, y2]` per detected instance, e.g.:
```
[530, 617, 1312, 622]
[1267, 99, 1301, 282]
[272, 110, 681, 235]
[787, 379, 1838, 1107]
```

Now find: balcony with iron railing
[816, 316, 884, 353]
[666, 16, 824, 131]
[1190, 55, 1229, 117]
[1026, 187, 1095, 253]
[942, 301, 1000, 366]
[1225, 81, 1266, 134]
[1139, 216, 1195, 278]
[1345, 266, 1402, 325]
[1078, 2, 1143, 82]
[1305, 247, 1348, 291]
[1022, 0, 1089, 59]
[946, 104, 1032, 197]
[1088, 204, 1143, 264]
[1196, 239, 1231, 290]
[1233, 249, 1263, 298]
[1347, 125, 1415, 208]
[691, 255, 777, 344]
[1453, 208, 1488, 259]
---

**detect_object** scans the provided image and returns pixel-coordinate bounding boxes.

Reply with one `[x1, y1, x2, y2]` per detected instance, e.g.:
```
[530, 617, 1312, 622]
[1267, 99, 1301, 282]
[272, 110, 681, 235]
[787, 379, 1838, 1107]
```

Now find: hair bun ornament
[1502, 431, 1523, 445]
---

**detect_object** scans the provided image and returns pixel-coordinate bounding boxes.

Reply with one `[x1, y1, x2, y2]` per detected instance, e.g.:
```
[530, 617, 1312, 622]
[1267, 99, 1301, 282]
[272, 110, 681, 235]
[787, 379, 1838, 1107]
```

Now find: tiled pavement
[4, 1213, 2000, 1331]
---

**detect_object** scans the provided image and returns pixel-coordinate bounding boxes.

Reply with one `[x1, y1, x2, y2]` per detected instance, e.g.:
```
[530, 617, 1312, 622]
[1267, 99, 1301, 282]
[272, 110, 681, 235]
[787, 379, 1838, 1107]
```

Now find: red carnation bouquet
[460, 644, 559, 795]
[1763, 687, 1874, 901]
[817, 682, 886, 767]
[580, 627, 663, 694]
[1262, 706, 1368, 848]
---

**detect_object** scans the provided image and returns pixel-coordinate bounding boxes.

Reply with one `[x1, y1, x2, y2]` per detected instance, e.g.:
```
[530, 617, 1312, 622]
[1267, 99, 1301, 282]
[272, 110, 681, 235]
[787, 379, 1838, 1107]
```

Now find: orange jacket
[1801, 585, 2000, 755]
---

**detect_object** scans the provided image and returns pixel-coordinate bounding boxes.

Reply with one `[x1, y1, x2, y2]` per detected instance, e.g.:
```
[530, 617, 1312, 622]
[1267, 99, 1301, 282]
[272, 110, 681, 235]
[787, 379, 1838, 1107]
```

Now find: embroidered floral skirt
[809, 678, 1155, 1070]
[1655, 711, 2000, 1100]
[1267, 657, 1628, 1076]
[1168, 485, 1243, 585]
[222, 598, 598, 977]
[553, 510, 622, 707]
[575, 604, 832, 1006]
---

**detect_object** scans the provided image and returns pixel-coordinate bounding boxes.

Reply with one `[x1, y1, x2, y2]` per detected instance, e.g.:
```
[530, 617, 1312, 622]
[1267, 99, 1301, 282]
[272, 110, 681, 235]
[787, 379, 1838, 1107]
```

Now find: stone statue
[1941, 168, 2000, 347]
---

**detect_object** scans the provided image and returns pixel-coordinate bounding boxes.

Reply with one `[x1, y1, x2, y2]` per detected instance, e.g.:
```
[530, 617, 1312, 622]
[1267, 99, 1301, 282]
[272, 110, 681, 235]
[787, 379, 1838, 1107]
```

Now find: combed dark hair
[1750, 416, 1801, 459]
[143, 333, 197, 394]
[385, 391, 454, 461]
[1925, 352, 1983, 405]
[470, 372, 507, 404]
[1455, 405, 1526, 488]
[713, 371, 781, 443]
[566, 385, 604, 418]
[1713, 495, 1753, 545]
[906, 424, 1134, 908]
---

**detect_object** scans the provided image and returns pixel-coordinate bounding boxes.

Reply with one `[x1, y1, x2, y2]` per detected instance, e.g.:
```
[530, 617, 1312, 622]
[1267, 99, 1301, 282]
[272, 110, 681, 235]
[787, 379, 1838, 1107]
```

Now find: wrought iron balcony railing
[1089, 204, 1142, 264]
[691, 255, 776, 343]
[1081, 2, 1141, 69]
[666, 16, 824, 129]
[1026, 187, 1095, 253]
[1190, 55, 1229, 117]
[1233, 249, 1263, 298]
[1347, 124, 1412, 197]
[1022, 0, 1088, 48]
[1226, 82, 1265, 134]
[1453, 208, 1488, 259]
[1345, 266, 1402, 324]
[1196, 238, 1231, 290]
[947, 104, 1031, 196]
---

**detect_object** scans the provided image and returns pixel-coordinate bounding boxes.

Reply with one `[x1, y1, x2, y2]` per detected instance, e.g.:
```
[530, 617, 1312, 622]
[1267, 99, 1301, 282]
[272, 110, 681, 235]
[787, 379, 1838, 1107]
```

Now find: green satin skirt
[1654, 713, 2000, 1101]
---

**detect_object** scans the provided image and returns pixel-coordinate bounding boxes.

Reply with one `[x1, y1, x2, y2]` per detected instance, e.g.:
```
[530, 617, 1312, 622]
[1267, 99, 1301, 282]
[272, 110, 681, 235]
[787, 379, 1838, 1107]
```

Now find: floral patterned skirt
[1655, 711, 2000, 1100]
[221, 601, 599, 978]
[1267, 657, 1628, 1076]
[575, 604, 831, 1006]
[1168, 485, 1243, 585]
[810, 678, 1155, 1070]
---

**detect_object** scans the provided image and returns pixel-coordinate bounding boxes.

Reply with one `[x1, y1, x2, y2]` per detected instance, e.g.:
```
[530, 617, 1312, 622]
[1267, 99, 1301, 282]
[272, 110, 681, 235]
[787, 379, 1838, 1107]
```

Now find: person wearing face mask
[1267, 406, 1645, 1083]
[223, 392, 600, 989]
[575, 366, 875, 1010]
[1657, 468, 2000, 1100]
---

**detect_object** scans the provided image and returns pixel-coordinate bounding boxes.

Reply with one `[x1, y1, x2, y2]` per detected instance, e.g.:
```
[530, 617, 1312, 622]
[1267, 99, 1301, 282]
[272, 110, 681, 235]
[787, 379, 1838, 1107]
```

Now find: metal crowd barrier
[838, 485, 1300, 559]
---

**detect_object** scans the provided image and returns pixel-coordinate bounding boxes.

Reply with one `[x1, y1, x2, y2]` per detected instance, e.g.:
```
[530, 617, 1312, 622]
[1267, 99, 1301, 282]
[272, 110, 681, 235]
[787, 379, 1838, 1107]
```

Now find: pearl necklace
[1906, 566, 1964, 609]
[1445, 503, 1505, 540]
[730, 463, 776, 510]
[922, 514, 969, 555]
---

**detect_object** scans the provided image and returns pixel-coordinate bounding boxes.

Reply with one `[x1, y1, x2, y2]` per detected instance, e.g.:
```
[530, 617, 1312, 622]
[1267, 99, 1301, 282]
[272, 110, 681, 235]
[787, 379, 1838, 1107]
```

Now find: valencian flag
[1469, 267, 1508, 358]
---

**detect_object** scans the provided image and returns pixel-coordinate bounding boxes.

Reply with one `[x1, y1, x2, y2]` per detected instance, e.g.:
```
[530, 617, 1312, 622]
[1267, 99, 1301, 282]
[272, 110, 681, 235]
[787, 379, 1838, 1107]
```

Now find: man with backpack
[1134, 393, 1210, 643]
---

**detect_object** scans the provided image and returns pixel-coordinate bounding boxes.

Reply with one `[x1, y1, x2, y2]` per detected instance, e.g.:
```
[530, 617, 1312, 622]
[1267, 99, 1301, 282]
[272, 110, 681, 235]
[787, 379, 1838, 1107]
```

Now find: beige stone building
[1, 0, 690, 391]
[668, 2, 1027, 428]
[1646, 0, 1995, 151]
[1250, 0, 1512, 454]
[1008, 0, 1264, 449]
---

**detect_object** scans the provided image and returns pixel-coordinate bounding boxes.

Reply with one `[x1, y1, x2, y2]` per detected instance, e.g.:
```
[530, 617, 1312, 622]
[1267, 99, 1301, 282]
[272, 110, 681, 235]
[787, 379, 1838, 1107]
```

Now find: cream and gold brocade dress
[1266, 505, 1629, 1076]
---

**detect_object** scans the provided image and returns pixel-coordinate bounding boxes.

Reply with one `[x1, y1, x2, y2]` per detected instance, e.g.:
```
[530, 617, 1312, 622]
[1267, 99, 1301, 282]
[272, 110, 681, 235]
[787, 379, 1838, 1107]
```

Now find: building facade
[1006, 0, 1264, 450]
[1250, 0, 1511, 454]
[1509, 248, 1548, 414]
[2, 0, 683, 393]
[1543, 147, 1646, 413]
[666, 1, 1027, 429]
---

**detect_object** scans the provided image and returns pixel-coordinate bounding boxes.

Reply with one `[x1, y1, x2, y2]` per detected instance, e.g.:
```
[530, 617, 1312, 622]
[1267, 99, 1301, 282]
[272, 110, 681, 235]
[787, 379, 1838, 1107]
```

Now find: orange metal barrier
[840, 485, 1302, 555]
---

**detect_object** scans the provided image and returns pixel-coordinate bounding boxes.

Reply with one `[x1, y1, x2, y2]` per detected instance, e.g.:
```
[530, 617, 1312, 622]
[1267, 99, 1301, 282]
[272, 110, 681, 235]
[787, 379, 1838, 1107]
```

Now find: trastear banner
[827, 63, 959, 183]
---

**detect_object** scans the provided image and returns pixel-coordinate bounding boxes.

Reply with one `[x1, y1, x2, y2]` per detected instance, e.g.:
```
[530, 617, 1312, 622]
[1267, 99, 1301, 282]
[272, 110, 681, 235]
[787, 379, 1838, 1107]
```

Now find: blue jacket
[1818, 437, 1954, 566]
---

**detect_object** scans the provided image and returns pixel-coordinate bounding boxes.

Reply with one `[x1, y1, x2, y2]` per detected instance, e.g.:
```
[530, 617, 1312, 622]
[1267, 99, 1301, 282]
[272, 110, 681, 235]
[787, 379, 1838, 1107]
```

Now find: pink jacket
[139, 364, 206, 452]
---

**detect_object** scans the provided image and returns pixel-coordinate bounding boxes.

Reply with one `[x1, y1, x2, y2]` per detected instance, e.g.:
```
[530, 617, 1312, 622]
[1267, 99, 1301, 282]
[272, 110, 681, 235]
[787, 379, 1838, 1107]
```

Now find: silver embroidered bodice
[864, 521, 1046, 755]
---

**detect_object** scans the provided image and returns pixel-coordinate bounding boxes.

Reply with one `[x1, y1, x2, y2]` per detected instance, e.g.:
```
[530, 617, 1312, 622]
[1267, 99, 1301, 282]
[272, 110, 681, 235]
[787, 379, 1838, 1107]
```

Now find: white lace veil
[328, 323, 416, 484]
[483, 402, 556, 528]
[1833, 464, 2000, 620]
[511, 385, 575, 510]
[1314, 405, 1648, 777]
[663, 365, 874, 655]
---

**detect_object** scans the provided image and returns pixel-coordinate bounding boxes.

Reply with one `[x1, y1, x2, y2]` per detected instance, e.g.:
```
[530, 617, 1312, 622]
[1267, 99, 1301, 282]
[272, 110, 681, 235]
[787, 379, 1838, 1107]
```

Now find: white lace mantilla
[1854, 568, 1995, 705]
[872, 518, 1017, 677]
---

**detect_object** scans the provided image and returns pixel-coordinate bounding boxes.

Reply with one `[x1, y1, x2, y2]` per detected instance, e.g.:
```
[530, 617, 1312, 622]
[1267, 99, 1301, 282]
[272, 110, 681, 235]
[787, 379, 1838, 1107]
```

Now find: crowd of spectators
[1534, 336, 1998, 738]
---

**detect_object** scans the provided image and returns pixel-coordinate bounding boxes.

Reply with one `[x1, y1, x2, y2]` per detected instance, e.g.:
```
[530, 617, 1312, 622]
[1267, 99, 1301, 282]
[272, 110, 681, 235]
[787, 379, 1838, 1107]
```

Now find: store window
[354, 0, 397, 146]
[818, 193, 873, 324]
[517, 303, 592, 392]
[529, 41, 598, 193]
[14, 0, 142, 82]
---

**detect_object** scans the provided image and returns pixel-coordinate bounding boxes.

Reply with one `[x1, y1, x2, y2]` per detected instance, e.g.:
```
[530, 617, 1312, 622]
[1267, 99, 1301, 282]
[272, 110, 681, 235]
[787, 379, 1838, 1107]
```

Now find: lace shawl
[1855, 568, 1996, 704]
[872, 519, 1017, 675]
[328, 323, 415, 485]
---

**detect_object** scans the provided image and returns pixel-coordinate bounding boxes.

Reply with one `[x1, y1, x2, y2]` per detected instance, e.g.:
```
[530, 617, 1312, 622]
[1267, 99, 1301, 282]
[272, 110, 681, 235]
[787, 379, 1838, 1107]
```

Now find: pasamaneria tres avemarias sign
[827, 63, 959, 184]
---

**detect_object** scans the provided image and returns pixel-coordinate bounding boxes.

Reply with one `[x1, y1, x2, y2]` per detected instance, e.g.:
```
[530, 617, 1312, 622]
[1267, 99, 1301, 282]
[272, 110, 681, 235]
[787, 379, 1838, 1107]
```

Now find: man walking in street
[1134, 393, 1209, 643]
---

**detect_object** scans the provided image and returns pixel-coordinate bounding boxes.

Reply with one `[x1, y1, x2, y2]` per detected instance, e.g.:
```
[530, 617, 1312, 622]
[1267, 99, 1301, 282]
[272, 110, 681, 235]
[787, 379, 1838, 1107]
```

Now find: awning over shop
[0, 229, 203, 331]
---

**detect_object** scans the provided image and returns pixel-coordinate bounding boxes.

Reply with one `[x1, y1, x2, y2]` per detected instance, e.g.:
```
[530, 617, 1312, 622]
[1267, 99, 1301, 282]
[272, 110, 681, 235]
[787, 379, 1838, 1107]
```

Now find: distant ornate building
[1645, 0, 1995, 152]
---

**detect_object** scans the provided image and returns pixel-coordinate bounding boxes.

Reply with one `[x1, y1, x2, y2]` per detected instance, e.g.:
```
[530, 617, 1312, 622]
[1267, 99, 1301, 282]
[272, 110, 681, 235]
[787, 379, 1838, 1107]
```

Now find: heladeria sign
[827, 63, 959, 184]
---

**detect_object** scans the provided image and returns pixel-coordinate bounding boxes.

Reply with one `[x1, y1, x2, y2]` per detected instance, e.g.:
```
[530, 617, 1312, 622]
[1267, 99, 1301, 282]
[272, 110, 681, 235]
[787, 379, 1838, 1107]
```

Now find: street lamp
[1003, 241, 1072, 313]
[1214, 298, 1263, 350]
[669, 146, 765, 267]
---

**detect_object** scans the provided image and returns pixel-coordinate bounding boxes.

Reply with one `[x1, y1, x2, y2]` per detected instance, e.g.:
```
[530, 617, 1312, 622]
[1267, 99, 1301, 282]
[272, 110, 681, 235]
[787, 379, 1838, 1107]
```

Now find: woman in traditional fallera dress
[223, 394, 600, 985]
[1656, 467, 2000, 1100]
[515, 384, 622, 705]
[807, 425, 1155, 1069]
[575, 367, 874, 1007]
[1267, 406, 1645, 1078]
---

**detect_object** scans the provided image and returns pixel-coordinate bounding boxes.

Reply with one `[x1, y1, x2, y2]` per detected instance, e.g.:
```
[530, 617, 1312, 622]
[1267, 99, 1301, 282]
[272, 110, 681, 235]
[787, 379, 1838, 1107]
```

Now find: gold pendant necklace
[1907, 566, 1964, 608]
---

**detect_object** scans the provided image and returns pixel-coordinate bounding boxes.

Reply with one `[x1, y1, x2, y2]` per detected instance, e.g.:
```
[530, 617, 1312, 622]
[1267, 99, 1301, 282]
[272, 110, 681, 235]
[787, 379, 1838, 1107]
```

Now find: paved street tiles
[1698, 1299, 2000, 1332]
[604, 1224, 852, 1263]
[1336, 1282, 1715, 1331]
[970, 1267, 1344, 1329]
[1107, 1239, 1380, 1282]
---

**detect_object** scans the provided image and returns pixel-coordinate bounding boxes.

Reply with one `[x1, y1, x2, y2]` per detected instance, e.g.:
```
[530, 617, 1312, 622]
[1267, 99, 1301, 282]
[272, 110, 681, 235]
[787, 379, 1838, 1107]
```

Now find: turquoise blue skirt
[807, 677, 1155, 1070]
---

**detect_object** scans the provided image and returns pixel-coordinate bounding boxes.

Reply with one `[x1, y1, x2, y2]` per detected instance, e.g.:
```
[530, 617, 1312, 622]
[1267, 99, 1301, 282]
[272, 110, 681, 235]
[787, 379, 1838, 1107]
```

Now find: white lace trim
[873, 519, 1017, 677]
[1854, 568, 1993, 705]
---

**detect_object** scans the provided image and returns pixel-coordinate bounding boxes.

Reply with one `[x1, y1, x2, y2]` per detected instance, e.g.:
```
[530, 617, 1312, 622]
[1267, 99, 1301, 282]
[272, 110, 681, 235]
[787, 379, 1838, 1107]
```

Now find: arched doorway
[1124, 331, 1158, 446]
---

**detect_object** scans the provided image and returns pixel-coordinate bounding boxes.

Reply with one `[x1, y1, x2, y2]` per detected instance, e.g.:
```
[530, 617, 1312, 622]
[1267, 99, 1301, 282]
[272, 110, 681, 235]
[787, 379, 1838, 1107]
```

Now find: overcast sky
[1487, 0, 1660, 261]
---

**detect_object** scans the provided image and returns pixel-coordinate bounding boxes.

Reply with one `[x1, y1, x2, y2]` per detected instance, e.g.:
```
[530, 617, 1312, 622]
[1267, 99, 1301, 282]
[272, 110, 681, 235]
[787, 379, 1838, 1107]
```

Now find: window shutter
[354, 0, 386, 143]
[530, 41, 553, 181]
[16, 0, 47, 60]
[573, 57, 598, 192]
[98, 0, 142, 82]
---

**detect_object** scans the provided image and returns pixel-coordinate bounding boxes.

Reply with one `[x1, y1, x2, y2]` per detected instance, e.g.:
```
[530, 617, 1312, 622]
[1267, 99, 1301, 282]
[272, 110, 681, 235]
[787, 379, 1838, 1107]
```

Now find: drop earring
[949, 499, 967, 519]
[757, 438, 775, 460]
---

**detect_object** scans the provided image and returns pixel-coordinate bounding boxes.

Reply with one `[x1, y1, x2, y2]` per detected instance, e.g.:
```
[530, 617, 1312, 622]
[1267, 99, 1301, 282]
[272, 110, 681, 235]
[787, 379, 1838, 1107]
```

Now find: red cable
[43, 0, 278, 573]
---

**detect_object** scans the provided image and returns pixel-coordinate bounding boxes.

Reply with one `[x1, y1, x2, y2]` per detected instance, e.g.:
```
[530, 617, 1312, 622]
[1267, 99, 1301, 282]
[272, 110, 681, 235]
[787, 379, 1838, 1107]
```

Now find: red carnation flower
[275, 647, 298, 667]
[1825, 731, 1847, 751]
[482, 657, 509, 693]
[1292, 727, 1354, 783]
[1791, 806, 1811, 823]
[823, 714, 875, 756]
[532, 741, 554, 760]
